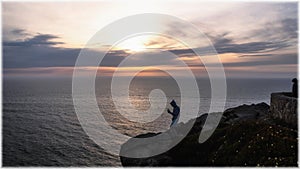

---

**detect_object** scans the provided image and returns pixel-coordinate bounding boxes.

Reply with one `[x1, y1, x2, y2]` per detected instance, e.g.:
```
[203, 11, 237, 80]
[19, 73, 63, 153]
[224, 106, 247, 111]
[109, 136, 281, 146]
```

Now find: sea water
[2, 77, 291, 166]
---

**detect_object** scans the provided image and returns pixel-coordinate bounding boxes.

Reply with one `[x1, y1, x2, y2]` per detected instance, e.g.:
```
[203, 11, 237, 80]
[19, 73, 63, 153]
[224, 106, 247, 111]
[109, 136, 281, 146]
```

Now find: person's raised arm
[167, 109, 173, 115]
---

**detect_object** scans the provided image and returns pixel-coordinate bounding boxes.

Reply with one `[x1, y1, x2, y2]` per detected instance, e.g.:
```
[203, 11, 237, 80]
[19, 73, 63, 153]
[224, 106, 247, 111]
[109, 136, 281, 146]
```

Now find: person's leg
[170, 120, 175, 127]
[170, 115, 179, 127]
[173, 115, 179, 126]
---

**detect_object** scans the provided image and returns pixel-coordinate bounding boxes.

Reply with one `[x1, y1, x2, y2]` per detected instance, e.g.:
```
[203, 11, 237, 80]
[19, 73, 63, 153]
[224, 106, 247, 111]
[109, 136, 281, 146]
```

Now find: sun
[116, 36, 149, 52]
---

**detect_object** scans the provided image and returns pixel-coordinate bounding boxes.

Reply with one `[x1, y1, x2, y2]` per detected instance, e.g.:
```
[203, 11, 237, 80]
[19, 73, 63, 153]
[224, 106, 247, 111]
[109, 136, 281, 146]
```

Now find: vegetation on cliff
[120, 103, 298, 166]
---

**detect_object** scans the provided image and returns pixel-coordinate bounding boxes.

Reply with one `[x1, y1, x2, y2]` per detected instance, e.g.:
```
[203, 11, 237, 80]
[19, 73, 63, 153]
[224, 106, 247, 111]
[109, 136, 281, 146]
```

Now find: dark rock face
[119, 114, 209, 166]
[270, 92, 298, 128]
[222, 102, 269, 123]
[120, 103, 297, 167]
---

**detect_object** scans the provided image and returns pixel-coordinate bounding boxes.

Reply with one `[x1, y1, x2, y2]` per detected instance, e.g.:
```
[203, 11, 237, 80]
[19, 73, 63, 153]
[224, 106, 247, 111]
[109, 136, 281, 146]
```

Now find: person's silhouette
[167, 100, 180, 127]
[292, 78, 298, 98]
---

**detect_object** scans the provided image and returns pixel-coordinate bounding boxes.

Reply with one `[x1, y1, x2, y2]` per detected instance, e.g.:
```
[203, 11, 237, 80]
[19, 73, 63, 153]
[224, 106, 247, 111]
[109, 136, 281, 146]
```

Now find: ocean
[2, 77, 292, 166]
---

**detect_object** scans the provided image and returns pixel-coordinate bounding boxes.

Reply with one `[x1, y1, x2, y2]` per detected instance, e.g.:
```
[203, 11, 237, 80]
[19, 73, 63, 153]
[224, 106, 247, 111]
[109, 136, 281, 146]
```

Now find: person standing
[167, 100, 180, 127]
[292, 78, 298, 98]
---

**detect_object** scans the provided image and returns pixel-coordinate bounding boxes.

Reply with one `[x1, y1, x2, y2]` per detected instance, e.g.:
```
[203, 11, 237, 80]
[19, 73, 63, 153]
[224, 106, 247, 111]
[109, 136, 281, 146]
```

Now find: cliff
[119, 102, 297, 167]
[270, 92, 297, 128]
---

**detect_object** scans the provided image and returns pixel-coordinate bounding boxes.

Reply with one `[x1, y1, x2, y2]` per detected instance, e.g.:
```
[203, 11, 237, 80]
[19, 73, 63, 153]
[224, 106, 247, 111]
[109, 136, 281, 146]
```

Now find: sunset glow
[2, 2, 297, 78]
[114, 36, 150, 52]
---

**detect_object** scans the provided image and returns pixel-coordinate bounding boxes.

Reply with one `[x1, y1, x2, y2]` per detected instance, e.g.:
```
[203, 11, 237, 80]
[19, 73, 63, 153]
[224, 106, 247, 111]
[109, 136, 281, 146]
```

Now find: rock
[120, 102, 297, 167]
[270, 92, 297, 128]
[222, 102, 269, 123]
[119, 114, 209, 166]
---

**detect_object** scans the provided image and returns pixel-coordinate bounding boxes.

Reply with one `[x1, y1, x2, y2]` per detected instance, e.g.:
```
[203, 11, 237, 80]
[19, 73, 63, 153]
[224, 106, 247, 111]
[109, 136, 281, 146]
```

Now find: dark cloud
[223, 53, 297, 67]
[209, 32, 232, 47]
[210, 28, 294, 54]
[101, 50, 129, 67]
[168, 42, 284, 57]
[167, 7, 297, 56]
[3, 45, 79, 68]
[4, 30, 182, 69]
[3, 45, 130, 68]
[3, 32, 129, 68]
[3, 68, 61, 74]
[11, 29, 29, 36]
[3, 34, 64, 47]
[102, 50, 181, 67]
[187, 53, 297, 68]
[3, 17, 298, 74]
[281, 18, 298, 39]
[215, 41, 289, 54]
[238, 54, 274, 58]
[169, 35, 290, 56]
[245, 17, 298, 46]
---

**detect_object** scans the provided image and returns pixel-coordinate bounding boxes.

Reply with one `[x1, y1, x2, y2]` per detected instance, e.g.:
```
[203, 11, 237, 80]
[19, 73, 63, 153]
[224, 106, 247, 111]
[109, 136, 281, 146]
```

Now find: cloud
[168, 30, 292, 56]
[3, 45, 79, 68]
[3, 45, 130, 68]
[185, 53, 297, 68]
[3, 33, 64, 47]
[168, 41, 288, 56]
[11, 28, 30, 36]
[3, 32, 130, 68]
[216, 41, 289, 54]
[223, 53, 297, 67]
[2, 2, 298, 78]
[3, 35, 145, 68]
[163, 3, 298, 58]
[281, 18, 298, 39]
[3, 29, 80, 68]
[101, 50, 129, 67]
[247, 18, 298, 45]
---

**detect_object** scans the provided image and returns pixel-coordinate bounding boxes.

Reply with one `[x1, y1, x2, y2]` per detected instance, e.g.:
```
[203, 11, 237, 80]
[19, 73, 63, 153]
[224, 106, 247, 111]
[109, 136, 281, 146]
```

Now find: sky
[2, 1, 298, 78]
